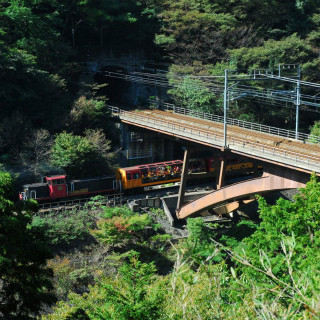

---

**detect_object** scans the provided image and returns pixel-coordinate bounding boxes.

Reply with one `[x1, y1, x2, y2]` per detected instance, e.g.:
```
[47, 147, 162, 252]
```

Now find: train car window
[52, 179, 65, 185]
[126, 173, 132, 180]
[210, 160, 215, 168]
[157, 165, 165, 171]
[147, 167, 156, 178]
[133, 172, 140, 180]
[149, 167, 156, 174]
[164, 163, 172, 173]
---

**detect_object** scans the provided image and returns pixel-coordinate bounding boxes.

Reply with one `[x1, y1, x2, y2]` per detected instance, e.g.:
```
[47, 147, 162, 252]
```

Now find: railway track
[140, 110, 320, 156]
[38, 188, 179, 213]
[38, 193, 124, 212]
[126, 109, 320, 161]
[38, 172, 257, 215]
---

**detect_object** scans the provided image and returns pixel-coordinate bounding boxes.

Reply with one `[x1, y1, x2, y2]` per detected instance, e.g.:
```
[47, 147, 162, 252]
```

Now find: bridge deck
[119, 109, 320, 173]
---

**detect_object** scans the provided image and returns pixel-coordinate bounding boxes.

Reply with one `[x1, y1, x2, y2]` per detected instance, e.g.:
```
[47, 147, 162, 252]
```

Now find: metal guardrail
[108, 103, 320, 144]
[107, 105, 121, 114]
[159, 102, 320, 144]
[119, 110, 320, 172]
[39, 194, 123, 211]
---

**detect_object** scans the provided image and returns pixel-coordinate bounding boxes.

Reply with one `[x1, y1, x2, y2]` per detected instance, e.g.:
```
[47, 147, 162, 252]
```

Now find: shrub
[91, 213, 154, 248]
[31, 209, 97, 245]
[47, 257, 93, 300]
[91, 206, 161, 248]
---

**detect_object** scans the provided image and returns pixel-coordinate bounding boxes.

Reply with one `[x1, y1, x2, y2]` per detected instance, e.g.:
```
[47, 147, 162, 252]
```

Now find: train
[19, 156, 259, 202]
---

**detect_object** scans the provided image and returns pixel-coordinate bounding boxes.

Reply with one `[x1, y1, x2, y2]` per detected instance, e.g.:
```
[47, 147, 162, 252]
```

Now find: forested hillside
[1, 0, 320, 319]
[1, 0, 320, 179]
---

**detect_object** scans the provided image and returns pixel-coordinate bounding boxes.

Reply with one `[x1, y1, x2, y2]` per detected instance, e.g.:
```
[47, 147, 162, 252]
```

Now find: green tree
[50, 132, 93, 178]
[50, 131, 115, 178]
[229, 33, 312, 70]
[93, 252, 163, 320]
[0, 0, 72, 166]
[309, 120, 320, 143]
[69, 96, 110, 134]
[168, 75, 218, 113]
[0, 171, 55, 319]
[42, 252, 164, 320]
[78, 0, 137, 46]
[91, 206, 154, 248]
[153, 0, 247, 63]
[183, 217, 219, 266]
[238, 174, 320, 293]
[186, 217, 211, 245]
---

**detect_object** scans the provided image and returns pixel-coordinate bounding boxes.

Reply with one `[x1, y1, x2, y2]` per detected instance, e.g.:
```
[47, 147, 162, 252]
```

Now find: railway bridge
[110, 105, 320, 219]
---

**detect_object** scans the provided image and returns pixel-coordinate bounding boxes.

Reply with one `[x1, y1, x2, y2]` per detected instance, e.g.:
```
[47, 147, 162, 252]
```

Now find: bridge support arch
[176, 163, 310, 219]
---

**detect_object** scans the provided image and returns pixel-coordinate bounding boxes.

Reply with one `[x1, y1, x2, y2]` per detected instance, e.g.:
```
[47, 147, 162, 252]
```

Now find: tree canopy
[0, 171, 54, 319]
[42, 175, 320, 319]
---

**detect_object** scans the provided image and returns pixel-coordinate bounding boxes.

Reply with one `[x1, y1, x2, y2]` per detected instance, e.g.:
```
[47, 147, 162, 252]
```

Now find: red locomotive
[19, 175, 117, 201]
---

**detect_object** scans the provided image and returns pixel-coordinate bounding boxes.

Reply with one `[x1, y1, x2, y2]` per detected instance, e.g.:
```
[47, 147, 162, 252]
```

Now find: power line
[102, 69, 320, 114]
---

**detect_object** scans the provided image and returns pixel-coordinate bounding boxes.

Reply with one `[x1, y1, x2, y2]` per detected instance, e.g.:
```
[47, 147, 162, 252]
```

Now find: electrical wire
[102, 69, 320, 114]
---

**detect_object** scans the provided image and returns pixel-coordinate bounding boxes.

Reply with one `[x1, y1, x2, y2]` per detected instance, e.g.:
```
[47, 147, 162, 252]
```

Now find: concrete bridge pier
[121, 123, 130, 150]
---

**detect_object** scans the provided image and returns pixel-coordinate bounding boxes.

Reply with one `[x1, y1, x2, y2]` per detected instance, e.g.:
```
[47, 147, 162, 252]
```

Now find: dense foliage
[310, 120, 320, 143]
[0, 171, 54, 319]
[0, 1, 120, 178]
[31, 208, 97, 245]
[1, 0, 320, 318]
[152, 0, 320, 128]
[1, 0, 319, 175]
[40, 175, 320, 319]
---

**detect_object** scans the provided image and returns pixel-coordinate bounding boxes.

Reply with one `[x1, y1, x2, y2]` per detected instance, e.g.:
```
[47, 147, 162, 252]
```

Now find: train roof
[119, 159, 183, 172]
[45, 175, 66, 180]
[71, 175, 114, 183]
[23, 182, 48, 188]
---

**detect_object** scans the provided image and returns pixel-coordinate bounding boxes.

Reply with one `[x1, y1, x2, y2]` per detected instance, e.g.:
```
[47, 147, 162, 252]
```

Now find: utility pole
[295, 66, 301, 140]
[223, 69, 228, 148]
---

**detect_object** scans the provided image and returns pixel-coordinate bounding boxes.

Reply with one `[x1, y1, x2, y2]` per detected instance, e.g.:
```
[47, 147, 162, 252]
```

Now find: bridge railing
[159, 102, 320, 144]
[119, 110, 320, 171]
[107, 105, 120, 115]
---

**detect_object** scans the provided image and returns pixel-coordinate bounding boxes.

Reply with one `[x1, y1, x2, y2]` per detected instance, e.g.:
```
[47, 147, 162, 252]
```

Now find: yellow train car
[116, 160, 183, 191]
[205, 157, 261, 175]
[116, 157, 262, 192]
